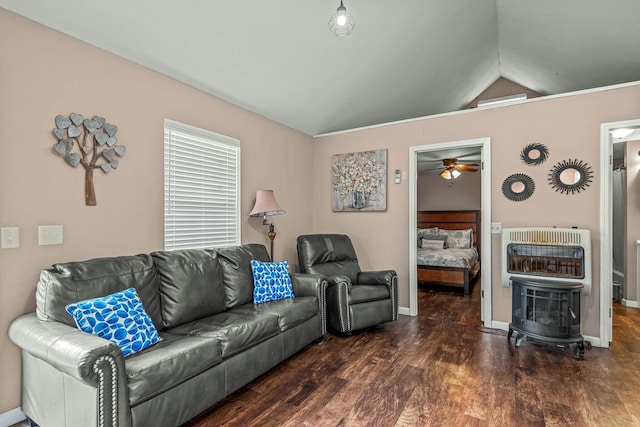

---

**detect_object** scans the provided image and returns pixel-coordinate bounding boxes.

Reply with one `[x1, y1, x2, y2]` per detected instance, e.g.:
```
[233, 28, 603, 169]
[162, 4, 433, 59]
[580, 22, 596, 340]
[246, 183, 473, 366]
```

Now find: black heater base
[509, 277, 585, 360]
[508, 323, 585, 359]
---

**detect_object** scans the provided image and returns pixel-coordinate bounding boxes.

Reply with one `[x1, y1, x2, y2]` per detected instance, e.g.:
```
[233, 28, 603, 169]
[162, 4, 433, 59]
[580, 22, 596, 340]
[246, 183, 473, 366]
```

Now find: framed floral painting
[332, 149, 387, 212]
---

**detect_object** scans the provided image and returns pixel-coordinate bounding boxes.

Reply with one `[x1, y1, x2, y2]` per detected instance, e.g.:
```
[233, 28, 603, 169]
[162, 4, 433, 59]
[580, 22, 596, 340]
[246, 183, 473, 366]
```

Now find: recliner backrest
[297, 234, 361, 283]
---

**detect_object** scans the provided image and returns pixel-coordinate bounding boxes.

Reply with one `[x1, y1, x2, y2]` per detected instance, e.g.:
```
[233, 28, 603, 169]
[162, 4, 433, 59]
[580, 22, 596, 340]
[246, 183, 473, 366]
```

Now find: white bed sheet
[417, 247, 479, 269]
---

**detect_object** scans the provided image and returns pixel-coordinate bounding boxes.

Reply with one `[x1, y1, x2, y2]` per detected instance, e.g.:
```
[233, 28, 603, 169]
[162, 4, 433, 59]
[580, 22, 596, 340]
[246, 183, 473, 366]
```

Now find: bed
[416, 210, 481, 295]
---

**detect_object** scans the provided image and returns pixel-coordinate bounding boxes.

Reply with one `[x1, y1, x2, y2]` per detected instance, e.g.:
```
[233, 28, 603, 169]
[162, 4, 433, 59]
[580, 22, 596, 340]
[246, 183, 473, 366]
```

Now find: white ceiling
[2, 0, 640, 136]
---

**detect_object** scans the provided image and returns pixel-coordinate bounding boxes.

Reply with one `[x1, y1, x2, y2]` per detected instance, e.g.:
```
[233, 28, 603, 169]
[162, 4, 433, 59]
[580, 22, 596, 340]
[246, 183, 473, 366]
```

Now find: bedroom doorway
[409, 138, 492, 326]
[599, 119, 640, 346]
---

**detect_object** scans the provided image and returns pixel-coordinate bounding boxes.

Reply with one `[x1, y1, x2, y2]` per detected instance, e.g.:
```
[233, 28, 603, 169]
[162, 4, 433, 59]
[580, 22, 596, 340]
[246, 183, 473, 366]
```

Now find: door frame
[600, 119, 640, 346]
[408, 137, 492, 325]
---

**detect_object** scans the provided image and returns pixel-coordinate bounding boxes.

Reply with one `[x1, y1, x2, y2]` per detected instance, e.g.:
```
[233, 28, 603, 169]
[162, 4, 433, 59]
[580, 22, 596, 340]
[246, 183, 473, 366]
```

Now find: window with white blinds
[164, 119, 240, 250]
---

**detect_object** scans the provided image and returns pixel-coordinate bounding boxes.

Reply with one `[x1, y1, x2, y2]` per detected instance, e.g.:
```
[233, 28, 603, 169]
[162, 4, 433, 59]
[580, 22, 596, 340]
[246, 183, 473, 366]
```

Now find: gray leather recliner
[297, 234, 398, 334]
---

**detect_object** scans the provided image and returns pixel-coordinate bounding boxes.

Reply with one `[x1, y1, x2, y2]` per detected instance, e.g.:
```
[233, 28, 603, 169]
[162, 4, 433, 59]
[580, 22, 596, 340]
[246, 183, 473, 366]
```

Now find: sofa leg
[27, 419, 39, 427]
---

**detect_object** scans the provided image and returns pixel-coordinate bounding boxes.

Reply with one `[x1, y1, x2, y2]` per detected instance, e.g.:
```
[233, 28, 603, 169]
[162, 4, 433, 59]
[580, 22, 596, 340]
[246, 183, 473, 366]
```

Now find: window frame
[163, 119, 241, 251]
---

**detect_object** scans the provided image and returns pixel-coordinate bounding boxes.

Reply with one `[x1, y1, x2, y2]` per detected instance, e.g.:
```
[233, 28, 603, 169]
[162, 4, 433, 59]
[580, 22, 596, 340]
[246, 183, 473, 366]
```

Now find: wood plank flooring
[12, 282, 640, 427]
[183, 284, 640, 427]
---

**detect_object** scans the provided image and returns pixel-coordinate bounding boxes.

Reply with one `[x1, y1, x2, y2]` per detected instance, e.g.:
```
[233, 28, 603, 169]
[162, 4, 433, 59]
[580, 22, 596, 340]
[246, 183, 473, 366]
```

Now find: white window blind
[164, 119, 240, 250]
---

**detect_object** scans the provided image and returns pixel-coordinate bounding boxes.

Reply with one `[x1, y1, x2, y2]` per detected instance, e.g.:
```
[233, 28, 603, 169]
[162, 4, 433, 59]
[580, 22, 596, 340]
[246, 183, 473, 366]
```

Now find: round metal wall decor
[548, 159, 593, 195]
[502, 173, 535, 201]
[520, 143, 549, 166]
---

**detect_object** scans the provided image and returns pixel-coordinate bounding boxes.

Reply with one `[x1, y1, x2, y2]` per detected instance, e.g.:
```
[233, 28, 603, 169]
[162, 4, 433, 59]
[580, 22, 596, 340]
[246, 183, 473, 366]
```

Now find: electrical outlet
[39, 225, 64, 245]
[1, 227, 20, 249]
[491, 222, 502, 234]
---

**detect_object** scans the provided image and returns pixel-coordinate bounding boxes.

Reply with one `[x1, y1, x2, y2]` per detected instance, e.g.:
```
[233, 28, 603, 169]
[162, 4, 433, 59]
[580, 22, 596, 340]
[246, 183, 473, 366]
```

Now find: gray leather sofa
[9, 244, 327, 427]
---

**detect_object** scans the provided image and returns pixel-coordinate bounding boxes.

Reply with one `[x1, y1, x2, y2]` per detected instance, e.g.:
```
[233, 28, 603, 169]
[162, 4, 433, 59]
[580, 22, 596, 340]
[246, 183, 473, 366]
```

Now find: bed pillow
[251, 260, 295, 304]
[439, 228, 473, 249]
[417, 227, 438, 248]
[421, 238, 446, 250]
[65, 288, 161, 357]
[422, 235, 448, 249]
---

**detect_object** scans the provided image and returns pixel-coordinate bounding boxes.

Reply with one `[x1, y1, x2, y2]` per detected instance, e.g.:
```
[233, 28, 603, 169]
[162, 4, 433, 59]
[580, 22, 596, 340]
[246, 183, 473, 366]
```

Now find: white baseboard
[622, 298, 639, 308]
[0, 407, 26, 427]
[398, 306, 413, 316]
[490, 320, 509, 331]
[583, 335, 605, 348]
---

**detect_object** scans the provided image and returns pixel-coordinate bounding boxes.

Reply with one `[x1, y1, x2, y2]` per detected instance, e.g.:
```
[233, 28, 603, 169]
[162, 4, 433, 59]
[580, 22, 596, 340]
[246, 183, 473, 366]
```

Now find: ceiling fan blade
[459, 163, 479, 167]
[457, 165, 479, 172]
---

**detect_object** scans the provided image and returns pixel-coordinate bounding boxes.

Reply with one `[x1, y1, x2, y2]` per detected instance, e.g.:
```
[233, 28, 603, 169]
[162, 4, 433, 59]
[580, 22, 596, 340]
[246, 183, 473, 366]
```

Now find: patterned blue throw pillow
[65, 288, 161, 357]
[251, 260, 295, 304]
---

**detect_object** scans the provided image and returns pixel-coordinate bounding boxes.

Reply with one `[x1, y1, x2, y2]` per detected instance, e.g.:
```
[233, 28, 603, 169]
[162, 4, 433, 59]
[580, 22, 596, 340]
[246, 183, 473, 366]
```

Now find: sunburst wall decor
[548, 159, 593, 195]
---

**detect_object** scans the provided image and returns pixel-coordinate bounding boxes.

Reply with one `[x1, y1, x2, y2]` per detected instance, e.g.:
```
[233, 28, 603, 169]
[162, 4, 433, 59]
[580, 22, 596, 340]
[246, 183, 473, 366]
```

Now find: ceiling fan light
[440, 169, 461, 180]
[329, 0, 355, 36]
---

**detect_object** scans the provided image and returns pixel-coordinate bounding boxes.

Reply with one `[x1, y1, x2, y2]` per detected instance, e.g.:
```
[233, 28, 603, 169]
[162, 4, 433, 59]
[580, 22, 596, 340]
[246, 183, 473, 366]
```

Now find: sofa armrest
[290, 273, 328, 335]
[9, 313, 131, 426]
[357, 270, 399, 321]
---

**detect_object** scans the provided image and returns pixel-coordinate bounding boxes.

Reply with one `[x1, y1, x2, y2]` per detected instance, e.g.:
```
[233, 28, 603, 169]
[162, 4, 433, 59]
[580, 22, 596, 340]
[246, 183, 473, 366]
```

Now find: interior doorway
[408, 137, 492, 326]
[599, 119, 640, 346]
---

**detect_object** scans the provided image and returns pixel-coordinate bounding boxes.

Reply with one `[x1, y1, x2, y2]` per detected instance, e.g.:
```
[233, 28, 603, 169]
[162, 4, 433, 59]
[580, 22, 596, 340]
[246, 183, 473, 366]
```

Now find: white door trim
[599, 119, 640, 346]
[409, 137, 492, 325]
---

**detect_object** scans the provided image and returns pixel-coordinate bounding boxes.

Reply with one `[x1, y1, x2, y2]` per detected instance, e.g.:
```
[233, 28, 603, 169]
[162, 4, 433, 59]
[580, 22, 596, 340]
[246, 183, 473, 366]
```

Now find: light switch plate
[39, 225, 64, 245]
[1, 227, 20, 249]
[491, 222, 502, 234]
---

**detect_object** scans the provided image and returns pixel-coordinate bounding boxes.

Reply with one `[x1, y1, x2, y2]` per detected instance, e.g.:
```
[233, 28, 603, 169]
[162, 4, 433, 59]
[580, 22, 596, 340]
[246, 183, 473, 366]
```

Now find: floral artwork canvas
[332, 149, 387, 212]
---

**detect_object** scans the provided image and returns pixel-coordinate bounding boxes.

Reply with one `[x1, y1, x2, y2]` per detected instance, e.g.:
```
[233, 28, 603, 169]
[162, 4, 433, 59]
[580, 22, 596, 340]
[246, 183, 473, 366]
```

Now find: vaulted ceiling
[2, 0, 640, 136]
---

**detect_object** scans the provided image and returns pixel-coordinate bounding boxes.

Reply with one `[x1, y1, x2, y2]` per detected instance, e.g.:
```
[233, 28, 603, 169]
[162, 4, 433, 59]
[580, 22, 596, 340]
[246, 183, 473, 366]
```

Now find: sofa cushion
[37, 254, 163, 330]
[125, 332, 222, 406]
[167, 310, 279, 358]
[349, 285, 390, 305]
[233, 296, 318, 332]
[151, 249, 225, 328]
[251, 260, 294, 304]
[214, 244, 270, 309]
[65, 288, 161, 357]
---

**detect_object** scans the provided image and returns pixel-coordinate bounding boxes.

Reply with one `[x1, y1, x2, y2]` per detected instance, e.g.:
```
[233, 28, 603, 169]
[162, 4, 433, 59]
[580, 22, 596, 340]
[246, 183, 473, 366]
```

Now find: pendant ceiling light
[329, 0, 355, 37]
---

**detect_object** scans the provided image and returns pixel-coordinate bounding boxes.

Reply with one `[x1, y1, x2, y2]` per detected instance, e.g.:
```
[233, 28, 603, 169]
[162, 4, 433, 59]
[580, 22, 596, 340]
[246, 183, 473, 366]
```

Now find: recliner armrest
[358, 270, 397, 288]
[357, 270, 399, 322]
[290, 273, 328, 335]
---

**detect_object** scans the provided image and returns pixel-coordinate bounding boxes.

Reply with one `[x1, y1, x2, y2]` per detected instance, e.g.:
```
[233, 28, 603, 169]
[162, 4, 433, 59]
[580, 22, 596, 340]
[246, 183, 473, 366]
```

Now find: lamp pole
[267, 222, 276, 261]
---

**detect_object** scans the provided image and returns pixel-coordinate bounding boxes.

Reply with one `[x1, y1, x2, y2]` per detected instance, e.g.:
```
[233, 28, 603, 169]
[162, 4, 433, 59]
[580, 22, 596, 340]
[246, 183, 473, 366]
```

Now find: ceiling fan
[438, 158, 479, 179]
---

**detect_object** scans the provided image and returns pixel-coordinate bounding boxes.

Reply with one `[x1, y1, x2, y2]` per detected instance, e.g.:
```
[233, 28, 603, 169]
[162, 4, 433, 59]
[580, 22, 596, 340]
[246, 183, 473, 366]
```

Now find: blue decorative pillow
[65, 288, 161, 357]
[251, 260, 294, 304]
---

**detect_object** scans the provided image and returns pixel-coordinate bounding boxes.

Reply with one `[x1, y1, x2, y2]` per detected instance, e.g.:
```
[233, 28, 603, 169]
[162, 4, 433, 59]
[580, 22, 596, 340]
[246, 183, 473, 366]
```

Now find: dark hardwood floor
[183, 284, 640, 427]
[12, 282, 640, 427]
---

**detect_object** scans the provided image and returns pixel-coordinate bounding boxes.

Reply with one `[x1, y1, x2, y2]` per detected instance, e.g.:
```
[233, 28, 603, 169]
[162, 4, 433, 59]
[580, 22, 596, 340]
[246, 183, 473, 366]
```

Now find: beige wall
[0, 10, 313, 412]
[625, 140, 640, 302]
[417, 170, 481, 211]
[313, 85, 640, 337]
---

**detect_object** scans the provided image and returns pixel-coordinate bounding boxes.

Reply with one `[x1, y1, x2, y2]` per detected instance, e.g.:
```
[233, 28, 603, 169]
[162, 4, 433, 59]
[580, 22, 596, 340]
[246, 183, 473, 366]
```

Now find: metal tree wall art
[52, 113, 126, 205]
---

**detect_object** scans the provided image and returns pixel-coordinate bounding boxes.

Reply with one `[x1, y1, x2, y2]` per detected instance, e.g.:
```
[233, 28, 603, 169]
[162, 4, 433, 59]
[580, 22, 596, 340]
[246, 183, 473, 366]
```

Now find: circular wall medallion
[502, 173, 535, 201]
[548, 159, 593, 195]
[520, 143, 549, 166]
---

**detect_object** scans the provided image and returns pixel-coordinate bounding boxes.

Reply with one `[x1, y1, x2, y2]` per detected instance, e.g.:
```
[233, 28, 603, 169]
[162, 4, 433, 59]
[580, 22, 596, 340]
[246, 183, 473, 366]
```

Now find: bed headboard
[417, 210, 481, 253]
